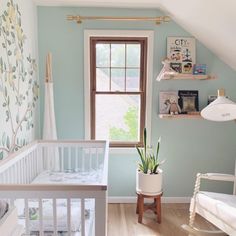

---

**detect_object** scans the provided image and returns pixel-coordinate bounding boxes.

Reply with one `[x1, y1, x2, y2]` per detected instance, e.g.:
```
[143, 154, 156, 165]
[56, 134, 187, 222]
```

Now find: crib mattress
[32, 169, 103, 184]
[195, 191, 236, 229]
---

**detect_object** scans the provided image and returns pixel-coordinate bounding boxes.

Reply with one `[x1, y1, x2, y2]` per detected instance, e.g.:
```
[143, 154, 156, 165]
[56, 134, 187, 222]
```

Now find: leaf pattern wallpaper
[0, 0, 39, 159]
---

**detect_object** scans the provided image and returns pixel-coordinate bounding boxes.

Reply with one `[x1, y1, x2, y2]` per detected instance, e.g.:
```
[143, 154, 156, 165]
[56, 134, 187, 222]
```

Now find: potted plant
[136, 128, 163, 195]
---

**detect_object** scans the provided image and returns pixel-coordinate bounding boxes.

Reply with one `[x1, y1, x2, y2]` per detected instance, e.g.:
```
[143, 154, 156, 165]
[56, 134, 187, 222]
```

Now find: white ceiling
[34, 0, 236, 71]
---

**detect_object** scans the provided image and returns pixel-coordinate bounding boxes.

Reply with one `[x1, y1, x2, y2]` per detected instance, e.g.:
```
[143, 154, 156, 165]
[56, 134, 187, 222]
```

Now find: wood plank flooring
[107, 203, 224, 236]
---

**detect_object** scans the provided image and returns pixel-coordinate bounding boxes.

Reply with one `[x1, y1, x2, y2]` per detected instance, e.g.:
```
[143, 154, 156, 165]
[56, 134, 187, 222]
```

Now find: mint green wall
[38, 7, 236, 197]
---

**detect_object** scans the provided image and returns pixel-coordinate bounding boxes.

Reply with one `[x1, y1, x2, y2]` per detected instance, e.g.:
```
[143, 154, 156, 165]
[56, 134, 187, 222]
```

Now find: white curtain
[43, 53, 59, 171]
[43, 82, 57, 140]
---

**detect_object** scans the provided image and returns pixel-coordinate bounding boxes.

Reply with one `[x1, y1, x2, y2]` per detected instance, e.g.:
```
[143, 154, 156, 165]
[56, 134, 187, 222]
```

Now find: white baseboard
[108, 196, 191, 204]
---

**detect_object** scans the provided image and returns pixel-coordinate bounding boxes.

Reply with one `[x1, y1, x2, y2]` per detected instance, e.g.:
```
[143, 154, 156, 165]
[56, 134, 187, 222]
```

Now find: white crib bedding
[16, 199, 94, 234]
[31, 169, 103, 185]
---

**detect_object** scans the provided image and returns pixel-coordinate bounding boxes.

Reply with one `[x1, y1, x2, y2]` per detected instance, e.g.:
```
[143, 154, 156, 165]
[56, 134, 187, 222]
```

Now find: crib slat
[75, 147, 78, 170]
[25, 198, 30, 234]
[89, 148, 92, 172]
[68, 148, 71, 170]
[67, 198, 71, 235]
[61, 147, 64, 171]
[82, 149, 85, 172]
[81, 198, 85, 236]
[39, 198, 43, 235]
[96, 148, 99, 170]
[53, 198, 57, 236]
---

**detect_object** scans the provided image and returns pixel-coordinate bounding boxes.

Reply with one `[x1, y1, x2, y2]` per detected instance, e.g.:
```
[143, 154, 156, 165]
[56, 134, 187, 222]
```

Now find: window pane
[96, 68, 110, 91]
[126, 69, 140, 91]
[96, 44, 110, 67]
[111, 44, 125, 67]
[111, 69, 125, 91]
[95, 95, 140, 142]
[127, 44, 140, 67]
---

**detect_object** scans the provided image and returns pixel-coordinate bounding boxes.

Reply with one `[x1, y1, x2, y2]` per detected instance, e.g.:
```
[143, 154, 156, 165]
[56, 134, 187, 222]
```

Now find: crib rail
[0, 140, 108, 236]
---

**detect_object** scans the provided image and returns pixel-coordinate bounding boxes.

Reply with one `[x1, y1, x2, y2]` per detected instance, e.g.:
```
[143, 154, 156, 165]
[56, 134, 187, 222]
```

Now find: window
[90, 37, 147, 147]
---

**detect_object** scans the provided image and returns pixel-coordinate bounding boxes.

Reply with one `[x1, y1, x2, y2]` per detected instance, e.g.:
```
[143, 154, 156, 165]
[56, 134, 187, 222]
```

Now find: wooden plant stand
[136, 191, 163, 224]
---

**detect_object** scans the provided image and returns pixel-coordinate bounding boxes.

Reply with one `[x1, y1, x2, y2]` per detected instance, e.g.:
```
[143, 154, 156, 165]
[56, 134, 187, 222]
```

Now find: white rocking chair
[182, 171, 236, 236]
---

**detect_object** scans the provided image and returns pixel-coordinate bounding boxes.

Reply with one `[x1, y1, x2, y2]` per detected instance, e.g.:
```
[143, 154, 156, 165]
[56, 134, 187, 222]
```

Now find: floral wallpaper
[0, 0, 39, 159]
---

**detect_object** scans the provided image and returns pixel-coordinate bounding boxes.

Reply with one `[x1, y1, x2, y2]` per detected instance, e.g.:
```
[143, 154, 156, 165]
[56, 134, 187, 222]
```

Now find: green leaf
[2, 133, 6, 146]
[11, 32, 15, 38]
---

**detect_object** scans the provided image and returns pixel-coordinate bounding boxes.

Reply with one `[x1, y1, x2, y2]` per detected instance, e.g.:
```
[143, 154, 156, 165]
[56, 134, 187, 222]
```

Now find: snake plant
[136, 128, 162, 174]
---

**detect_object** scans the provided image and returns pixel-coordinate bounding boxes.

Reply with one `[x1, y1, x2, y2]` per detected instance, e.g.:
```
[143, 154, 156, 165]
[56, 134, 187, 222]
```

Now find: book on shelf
[159, 91, 179, 114]
[178, 90, 199, 113]
[167, 37, 196, 74]
[193, 64, 207, 75]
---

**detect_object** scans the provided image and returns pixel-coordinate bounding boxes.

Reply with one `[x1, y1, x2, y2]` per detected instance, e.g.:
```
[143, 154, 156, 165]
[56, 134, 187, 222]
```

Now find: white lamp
[201, 89, 236, 121]
[156, 58, 178, 81]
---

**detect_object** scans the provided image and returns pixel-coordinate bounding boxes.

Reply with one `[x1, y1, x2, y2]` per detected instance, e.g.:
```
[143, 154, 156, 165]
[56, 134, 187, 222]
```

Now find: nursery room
[0, 0, 236, 235]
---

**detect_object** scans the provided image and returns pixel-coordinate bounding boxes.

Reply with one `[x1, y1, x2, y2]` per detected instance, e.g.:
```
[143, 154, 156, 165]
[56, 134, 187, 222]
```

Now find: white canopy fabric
[43, 53, 57, 140]
[43, 53, 59, 171]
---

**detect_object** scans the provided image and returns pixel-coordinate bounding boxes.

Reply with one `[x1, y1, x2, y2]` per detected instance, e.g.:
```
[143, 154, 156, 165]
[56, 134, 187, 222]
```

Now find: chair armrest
[199, 173, 236, 182]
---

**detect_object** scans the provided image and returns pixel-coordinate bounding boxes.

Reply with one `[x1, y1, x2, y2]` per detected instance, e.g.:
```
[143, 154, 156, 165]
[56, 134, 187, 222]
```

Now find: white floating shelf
[159, 113, 202, 119]
[163, 74, 215, 80]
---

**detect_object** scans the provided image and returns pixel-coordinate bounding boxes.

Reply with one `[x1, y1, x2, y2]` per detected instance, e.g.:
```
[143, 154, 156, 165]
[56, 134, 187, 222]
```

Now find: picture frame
[178, 90, 199, 113]
[167, 37, 196, 74]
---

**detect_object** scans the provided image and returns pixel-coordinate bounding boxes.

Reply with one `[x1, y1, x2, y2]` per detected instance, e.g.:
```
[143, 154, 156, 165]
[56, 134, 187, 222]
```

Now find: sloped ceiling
[34, 0, 236, 71]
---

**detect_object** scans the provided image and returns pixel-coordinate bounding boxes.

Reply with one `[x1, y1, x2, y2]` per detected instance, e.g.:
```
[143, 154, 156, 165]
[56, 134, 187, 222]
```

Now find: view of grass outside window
[90, 38, 147, 146]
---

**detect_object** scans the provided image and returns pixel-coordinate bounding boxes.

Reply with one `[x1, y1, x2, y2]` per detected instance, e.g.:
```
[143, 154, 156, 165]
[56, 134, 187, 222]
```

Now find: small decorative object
[167, 37, 196, 74]
[136, 128, 164, 195]
[193, 64, 207, 75]
[178, 90, 199, 113]
[156, 58, 178, 81]
[159, 91, 181, 114]
[207, 95, 217, 105]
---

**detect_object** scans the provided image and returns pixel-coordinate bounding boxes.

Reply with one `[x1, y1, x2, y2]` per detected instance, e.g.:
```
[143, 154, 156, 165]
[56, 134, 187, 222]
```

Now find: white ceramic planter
[136, 169, 163, 195]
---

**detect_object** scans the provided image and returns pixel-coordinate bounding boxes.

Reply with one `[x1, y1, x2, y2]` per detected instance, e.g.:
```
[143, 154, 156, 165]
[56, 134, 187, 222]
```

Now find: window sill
[109, 147, 137, 154]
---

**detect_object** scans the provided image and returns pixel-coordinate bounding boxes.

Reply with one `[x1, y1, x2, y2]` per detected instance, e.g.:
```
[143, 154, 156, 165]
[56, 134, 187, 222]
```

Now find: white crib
[0, 140, 109, 236]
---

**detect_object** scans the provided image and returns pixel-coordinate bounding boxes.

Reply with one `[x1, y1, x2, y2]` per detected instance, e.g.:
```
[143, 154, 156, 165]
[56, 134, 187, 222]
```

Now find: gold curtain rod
[67, 15, 170, 25]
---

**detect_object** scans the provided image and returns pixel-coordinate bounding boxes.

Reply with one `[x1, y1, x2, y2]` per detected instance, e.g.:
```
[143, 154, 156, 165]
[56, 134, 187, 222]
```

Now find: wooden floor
[107, 203, 222, 236]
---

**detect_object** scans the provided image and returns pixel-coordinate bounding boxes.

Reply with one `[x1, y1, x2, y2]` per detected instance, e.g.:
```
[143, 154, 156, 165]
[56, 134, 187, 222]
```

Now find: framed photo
[167, 37, 196, 74]
[159, 91, 179, 114]
[178, 90, 199, 113]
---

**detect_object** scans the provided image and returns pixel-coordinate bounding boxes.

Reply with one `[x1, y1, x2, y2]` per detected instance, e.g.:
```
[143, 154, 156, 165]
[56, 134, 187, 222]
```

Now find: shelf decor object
[201, 89, 236, 121]
[156, 58, 178, 81]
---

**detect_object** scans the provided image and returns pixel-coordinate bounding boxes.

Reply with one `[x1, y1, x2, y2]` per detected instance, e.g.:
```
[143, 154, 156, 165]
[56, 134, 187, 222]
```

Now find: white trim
[33, 0, 161, 8]
[108, 196, 191, 204]
[84, 30, 154, 145]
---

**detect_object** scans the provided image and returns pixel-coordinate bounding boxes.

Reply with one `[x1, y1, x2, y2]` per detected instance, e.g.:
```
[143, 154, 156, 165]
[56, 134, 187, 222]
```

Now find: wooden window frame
[90, 37, 147, 147]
